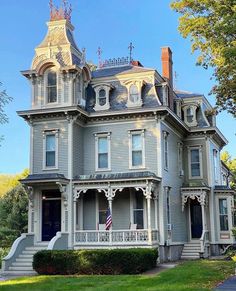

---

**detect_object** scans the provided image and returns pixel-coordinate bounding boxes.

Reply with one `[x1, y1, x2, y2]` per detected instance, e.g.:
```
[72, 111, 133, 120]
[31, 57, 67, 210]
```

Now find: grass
[0, 260, 234, 291]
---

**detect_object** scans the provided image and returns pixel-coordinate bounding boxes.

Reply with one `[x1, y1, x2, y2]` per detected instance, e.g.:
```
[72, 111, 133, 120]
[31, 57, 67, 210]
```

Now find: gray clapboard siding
[32, 120, 68, 176]
[83, 120, 158, 175]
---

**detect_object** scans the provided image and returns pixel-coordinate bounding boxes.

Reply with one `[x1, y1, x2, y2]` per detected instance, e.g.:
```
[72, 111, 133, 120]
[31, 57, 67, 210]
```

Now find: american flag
[105, 207, 112, 230]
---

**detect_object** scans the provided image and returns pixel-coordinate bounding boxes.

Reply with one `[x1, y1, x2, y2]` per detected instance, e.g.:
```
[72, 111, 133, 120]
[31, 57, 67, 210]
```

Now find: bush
[33, 248, 158, 275]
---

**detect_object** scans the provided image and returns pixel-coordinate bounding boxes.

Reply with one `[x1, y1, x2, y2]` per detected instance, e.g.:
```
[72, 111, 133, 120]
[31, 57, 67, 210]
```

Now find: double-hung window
[95, 133, 111, 171]
[213, 149, 218, 182]
[219, 198, 229, 231]
[46, 69, 57, 103]
[189, 148, 201, 178]
[43, 129, 59, 169]
[163, 131, 169, 170]
[133, 191, 144, 229]
[129, 130, 145, 168]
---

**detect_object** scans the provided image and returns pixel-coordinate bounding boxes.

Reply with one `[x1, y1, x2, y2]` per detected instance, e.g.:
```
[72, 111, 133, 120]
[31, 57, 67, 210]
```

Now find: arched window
[129, 84, 139, 103]
[98, 89, 106, 106]
[47, 69, 57, 103]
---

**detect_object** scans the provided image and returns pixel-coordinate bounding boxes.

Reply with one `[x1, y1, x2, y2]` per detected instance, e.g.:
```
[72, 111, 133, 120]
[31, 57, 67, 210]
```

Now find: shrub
[33, 248, 158, 275]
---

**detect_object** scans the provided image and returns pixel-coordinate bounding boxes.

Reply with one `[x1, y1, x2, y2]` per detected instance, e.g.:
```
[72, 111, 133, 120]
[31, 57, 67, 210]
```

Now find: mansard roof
[92, 65, 154, 79]
[174, 90, 203, 99]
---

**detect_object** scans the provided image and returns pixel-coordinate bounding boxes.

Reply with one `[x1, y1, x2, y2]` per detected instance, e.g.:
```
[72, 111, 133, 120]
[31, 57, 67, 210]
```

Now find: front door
[42, 192, 61, 241]
[190, 199, 202, 239]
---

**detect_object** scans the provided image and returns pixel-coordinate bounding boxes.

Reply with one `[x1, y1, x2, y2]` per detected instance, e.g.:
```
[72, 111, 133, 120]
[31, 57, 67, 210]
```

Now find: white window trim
[93, 84, 113, 111]
[163, 131, 169, 171]
[95, 132, 111, 172]
[217, 196, 231, 233]
[188, 146, 203, 179]
[128, 129, 145, 170]
[124, 80, 144, 108]
[42, 129, 59, 170]
[44, 68, 59, 105]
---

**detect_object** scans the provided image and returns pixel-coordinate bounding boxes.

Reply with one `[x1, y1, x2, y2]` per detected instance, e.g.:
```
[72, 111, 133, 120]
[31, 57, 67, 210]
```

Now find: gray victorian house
[1, 4, 235, 275]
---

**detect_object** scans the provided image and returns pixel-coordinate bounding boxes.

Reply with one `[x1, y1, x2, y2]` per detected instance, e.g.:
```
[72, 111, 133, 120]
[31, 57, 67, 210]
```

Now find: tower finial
[49, 0, 72, 22]
[128, 42, 134, 63]
[97, 47, 103, 68]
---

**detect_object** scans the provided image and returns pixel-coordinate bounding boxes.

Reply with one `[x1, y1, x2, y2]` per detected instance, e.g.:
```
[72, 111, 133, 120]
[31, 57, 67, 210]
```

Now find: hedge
[33, 248, 158, 275]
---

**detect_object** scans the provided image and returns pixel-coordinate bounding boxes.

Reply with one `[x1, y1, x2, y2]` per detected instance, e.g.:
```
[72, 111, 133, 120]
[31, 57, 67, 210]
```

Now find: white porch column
[146, 195, 152, 244]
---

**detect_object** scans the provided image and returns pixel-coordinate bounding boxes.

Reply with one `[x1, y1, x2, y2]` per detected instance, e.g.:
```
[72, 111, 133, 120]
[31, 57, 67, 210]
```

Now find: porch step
[4, 242, 48, 275]
[181, 241, 201, 260]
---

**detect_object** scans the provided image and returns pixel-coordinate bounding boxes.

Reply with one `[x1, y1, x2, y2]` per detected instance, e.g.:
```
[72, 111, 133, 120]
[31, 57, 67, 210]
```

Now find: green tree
[171, 0, 236, 116]
[221, 151, 236, 190]
[0, 169, 29, 197]
[0, 82, 12, 143]
[0, 184, 28, 247]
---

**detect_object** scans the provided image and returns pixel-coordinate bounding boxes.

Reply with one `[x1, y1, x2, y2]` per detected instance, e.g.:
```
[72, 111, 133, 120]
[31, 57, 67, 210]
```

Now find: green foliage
[33, 249, 158, 275]
[0, 184, 28, 247]
[171, 0, 236, 116]
[221, 151, 236, 190]
[0, 169, 29, 197]
[0, 81, 12, 144]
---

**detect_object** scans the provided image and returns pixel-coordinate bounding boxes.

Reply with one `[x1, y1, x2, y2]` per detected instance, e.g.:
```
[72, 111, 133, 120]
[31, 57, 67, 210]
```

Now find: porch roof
[20, 173, 69, 185]
[214, 185, 235, 194]
[73, 171, 160, 183]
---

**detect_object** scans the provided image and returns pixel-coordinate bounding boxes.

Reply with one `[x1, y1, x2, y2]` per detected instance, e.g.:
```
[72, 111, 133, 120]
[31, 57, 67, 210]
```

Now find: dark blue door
[42, 199, 61, 241]
[190, 199, 202, 239]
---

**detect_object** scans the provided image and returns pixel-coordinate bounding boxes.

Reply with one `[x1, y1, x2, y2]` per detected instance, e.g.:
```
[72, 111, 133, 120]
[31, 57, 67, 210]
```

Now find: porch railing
[74, 229, 159, 245]
[200, 230, 210, 257]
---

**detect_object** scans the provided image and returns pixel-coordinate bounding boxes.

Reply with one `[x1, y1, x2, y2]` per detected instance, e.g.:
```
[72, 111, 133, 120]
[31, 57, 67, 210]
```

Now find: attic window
[186, 107, 194, 123]
[99, 89, 106, 106]
[93, 84, 113, 111]
[130, 85, 139, 103]
[46, 69, 57, 103]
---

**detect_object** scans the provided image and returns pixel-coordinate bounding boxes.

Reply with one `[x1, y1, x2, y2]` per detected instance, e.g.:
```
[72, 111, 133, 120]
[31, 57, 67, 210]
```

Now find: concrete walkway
[215, 275, 236, 290]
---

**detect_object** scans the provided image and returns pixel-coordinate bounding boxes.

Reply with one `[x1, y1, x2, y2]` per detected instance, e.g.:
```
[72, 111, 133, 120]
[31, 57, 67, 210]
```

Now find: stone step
[12, 262, 32, 267]
[182, 249, 201, 253]
[15, 258, 32, 263]
[18, 254, 33, 259]
[25, 246, 46, 251]
[22, 250, 37, 255]
[9, 266, 34, 271]
[1, 270, 37, 276]
[181, 255, 200, 259]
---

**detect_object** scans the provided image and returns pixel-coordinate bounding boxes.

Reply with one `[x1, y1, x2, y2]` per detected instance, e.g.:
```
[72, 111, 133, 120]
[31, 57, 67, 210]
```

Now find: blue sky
[0, 0, 235, 174]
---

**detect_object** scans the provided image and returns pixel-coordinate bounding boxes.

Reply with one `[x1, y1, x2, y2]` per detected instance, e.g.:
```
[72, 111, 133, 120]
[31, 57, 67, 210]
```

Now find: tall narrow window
[219, 199, 229, 231]
[213, 149, 218, 182]
[178, 143, 183, 176]
[129, 130, 145, 168]
[166, 187, 171, 225]
[98, 89, 106, 106]
[98, 194, 107, 224]
[133, 191, 144, 229]
[129, 84, 139, 103]
[163, 132, 169, 170]
[46, 134, 56, 167]
[190, 148, 201, 177]
[95, 133, 111, 171]
[47, 70, 57, 103]
[186, 107, 194, 123]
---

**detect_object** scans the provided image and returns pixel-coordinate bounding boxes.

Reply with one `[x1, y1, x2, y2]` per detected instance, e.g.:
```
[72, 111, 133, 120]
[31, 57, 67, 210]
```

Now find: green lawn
[0, 260, 234, 291]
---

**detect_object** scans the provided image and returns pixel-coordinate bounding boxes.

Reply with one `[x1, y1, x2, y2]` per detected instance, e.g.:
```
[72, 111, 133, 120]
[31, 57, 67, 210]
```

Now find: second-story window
[213, 149, 219, 182]
[46, 134, 56, 167]
[189, 148, 201, 178]
[129, 130, 145, 168]
[47, 69, 57, 103]
[95, 133, 111, 171]
[163, 131, 169, 170]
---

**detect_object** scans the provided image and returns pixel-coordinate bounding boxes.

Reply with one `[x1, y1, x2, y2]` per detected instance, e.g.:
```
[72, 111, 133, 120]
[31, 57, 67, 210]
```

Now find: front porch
[73, 172, 160, 248]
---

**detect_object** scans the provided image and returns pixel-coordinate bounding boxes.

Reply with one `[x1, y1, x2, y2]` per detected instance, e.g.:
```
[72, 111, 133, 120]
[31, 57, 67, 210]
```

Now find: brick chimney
[161, 47, 174, 109]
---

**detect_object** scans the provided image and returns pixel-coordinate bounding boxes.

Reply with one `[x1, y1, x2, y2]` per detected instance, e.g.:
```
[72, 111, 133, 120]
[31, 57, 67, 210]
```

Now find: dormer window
[182, 104, 198, 127]
[98, 89, 106, 106]
[93, 83, 113, 111]
[130, 85, 139, 103]
[125, 80, 145, 108]
[46, 68, 57, 103]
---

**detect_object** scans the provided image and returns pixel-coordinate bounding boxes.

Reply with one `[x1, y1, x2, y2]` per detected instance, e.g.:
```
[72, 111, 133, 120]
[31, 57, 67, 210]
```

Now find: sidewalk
[215, 275, 236, 290]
